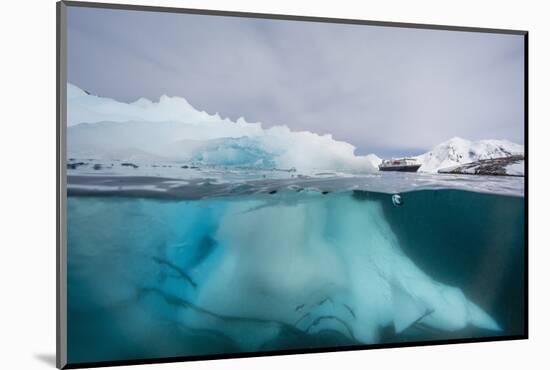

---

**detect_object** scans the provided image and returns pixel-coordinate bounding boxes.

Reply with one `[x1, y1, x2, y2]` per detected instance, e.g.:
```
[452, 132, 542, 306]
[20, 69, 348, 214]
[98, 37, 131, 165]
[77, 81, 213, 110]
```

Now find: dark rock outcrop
[438, 155, 524, 177]
[67, 162, 87, 170]
[120, 162, 139, 169]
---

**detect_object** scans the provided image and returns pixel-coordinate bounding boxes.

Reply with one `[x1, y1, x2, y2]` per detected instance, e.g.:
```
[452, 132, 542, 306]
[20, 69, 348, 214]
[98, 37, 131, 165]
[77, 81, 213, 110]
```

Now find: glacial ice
[392, 194, 403, 206]
[67, 83, 231, 127]
[67, 83, 380, 172]
[68, 192, 501, 355]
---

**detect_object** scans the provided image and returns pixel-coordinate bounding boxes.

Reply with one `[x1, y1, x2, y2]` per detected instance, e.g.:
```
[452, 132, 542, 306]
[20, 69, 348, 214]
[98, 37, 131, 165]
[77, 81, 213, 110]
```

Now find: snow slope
[505, 160, 525, 176]
[415, 137, 524, 173]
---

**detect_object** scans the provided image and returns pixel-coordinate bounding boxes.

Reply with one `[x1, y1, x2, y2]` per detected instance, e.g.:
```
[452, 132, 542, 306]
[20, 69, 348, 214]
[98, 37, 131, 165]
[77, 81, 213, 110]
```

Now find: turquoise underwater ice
[67, 189, 524, 364]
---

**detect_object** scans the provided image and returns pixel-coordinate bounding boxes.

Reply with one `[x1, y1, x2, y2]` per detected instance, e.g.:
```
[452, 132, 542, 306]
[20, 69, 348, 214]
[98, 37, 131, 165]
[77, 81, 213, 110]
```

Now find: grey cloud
[67, 6, 524, 157]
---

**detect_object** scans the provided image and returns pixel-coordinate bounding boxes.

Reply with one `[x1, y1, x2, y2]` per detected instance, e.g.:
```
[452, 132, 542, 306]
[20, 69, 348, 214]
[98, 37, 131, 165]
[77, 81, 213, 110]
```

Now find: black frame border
[56, 1, 529, 369]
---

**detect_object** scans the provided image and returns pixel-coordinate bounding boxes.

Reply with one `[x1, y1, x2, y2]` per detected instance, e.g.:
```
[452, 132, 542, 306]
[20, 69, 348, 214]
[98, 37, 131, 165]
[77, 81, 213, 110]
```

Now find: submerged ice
[198, 194, 499, 344]
[67, 191, 503, 361]
[183, 193, 499, 348]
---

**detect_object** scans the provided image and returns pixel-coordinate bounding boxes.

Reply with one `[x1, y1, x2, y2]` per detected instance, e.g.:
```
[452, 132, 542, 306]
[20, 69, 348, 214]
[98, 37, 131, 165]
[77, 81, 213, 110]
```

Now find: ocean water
[66, 176, 525, 364]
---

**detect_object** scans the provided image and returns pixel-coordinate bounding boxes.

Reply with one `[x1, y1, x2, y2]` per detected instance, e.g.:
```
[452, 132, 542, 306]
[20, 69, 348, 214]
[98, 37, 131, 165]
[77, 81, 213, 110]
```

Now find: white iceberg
[67, 83, 379, 172]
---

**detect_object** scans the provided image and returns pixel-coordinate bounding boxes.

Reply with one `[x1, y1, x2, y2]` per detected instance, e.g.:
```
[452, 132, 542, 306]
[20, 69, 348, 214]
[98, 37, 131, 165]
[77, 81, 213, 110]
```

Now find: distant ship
[379, 158, 421, 172]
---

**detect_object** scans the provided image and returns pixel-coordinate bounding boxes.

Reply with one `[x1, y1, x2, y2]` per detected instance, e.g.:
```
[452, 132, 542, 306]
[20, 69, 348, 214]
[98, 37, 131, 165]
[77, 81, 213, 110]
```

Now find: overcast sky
[67, 6, 524, 157]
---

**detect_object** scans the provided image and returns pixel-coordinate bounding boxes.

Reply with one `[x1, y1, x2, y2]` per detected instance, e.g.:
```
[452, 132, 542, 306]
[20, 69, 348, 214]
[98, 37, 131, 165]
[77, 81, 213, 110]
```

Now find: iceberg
[67, 83, 379, 172]
[67, 190, 508, 362]
[64, 84, 524, 365]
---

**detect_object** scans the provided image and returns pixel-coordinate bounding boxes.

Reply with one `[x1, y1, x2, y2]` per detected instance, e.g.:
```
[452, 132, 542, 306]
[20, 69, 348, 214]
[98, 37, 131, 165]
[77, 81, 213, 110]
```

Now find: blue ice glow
[67, 189, 523, 363]
[190, 137, 278, 168]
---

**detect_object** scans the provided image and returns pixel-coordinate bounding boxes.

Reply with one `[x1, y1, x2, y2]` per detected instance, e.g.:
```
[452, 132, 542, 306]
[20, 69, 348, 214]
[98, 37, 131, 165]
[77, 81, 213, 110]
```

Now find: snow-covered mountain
[415, 137, 524, 173]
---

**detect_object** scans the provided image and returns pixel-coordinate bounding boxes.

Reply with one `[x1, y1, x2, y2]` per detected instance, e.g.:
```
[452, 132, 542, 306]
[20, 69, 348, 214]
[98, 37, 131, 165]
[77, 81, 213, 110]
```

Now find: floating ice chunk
[392, 194, 403, 206]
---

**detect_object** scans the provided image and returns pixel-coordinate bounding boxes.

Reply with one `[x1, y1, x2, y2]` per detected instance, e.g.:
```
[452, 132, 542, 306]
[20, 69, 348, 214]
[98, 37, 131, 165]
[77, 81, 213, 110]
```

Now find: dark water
[375, 190, 525, 342]
[66, 189, 525, 364]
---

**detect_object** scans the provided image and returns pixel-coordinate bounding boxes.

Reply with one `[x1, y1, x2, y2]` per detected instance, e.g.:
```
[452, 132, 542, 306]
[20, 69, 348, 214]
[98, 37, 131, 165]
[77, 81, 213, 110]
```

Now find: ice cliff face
[415, 137, 524, 173]
[67, 83, 379, 172]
